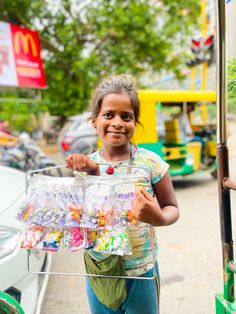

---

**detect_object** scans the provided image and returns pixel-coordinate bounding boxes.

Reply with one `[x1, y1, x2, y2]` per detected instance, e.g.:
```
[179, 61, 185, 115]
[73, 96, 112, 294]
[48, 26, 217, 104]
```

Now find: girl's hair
[89, 74, 140, 124]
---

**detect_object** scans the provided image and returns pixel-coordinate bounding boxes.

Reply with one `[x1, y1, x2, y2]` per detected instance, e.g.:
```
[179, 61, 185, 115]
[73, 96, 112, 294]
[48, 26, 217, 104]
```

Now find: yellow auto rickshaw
[134, 90, 217, 178]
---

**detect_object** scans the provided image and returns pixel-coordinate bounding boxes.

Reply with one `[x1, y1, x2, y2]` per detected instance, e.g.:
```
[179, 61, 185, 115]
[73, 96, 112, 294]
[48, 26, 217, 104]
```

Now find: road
[41, 141, 236, 314]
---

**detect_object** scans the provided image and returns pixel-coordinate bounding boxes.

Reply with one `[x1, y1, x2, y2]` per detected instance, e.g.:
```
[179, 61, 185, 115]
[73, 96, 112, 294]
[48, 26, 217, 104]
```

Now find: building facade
[226, 0, 236, 60]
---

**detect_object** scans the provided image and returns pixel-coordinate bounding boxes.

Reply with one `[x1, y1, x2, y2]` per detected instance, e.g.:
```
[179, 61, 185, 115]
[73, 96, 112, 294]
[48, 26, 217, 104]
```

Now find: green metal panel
[168, 163, 194, 176]
[216, 293, 236, 313]
[138, 142, 164, 158]
[138, 142, 195, 176]
[224, 262, 235, 303]
[162, 142, 195, 176]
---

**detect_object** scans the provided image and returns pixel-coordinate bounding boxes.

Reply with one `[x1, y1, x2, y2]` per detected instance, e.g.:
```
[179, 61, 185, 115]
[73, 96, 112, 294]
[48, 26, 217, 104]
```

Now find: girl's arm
[66, 154, 100, 175]
[133, 171, 179, 227]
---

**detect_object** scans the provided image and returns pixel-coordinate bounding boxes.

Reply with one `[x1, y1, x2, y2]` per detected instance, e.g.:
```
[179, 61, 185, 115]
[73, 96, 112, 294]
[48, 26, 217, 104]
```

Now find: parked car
[58, 112, 98, 156]
[0, 165, 51, 314]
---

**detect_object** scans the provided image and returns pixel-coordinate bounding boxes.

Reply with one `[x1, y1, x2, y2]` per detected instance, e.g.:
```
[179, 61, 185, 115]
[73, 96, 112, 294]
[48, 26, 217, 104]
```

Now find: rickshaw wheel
[0, 292, 24, 314]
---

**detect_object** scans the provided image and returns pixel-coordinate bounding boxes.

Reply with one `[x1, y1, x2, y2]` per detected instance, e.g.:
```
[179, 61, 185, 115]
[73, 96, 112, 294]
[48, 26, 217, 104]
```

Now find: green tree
[228, 59, 236, 114]
[0, 0, 200, 121]
[0, 86, 48, 131]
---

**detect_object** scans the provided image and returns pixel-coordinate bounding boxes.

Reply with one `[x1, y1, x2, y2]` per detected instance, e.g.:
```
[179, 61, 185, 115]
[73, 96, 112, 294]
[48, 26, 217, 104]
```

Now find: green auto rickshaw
[134, 89, 218, 178]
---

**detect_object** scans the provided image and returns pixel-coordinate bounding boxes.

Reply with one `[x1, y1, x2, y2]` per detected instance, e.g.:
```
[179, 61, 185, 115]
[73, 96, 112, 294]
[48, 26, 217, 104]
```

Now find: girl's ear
[91, 118, 97, 128]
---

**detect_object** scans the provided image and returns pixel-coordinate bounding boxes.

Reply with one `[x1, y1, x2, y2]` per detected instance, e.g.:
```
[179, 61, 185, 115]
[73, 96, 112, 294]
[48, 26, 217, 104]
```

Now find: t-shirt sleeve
[144, 150, 169, 185]
[89, 151, 99, 162]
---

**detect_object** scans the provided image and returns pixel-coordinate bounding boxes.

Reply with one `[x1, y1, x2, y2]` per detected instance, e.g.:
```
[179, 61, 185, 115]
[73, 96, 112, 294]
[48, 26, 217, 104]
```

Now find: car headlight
[0, 225, 21, 259]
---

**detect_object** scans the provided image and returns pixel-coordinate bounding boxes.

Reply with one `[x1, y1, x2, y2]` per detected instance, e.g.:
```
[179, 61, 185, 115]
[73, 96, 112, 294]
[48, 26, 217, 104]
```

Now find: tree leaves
[0, 0, 200, 120]
[227, 59, 236, 113]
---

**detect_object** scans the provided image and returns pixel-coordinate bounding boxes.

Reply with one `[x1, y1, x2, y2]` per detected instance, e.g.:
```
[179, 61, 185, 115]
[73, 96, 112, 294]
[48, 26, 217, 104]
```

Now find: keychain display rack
[19, 164, 157, 281]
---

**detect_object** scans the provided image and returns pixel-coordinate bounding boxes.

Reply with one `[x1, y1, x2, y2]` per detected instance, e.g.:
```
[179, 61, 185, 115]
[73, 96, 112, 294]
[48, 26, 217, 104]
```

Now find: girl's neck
[101, 144, 132, 162]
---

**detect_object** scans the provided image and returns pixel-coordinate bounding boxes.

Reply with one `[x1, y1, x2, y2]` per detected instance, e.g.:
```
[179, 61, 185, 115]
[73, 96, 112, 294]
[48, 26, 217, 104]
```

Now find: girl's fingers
[140, 189, 155, 201]
[135, 190, 146, 202]
[71, 155, 77, 169]
[134, 191, 149, 210]
[68, 154, 82, 170]
[66, 156, 73, 168]
[82, 155, 88, 168]
[75, 154, 84, 170]
[66, 154, 98, 174]
[134, 190, 155, 209]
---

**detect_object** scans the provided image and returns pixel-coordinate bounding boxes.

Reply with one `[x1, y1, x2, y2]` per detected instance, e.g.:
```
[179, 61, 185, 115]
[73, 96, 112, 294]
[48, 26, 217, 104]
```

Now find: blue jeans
[86, 263, 160, 314]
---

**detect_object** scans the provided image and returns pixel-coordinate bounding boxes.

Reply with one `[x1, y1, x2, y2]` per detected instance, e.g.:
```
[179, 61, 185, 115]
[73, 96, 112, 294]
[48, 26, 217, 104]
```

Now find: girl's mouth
[106, 131, 126, 135]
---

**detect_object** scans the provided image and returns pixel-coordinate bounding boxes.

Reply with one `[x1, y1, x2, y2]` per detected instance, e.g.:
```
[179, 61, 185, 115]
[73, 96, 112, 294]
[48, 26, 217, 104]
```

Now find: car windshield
[68, 112, 91, 131]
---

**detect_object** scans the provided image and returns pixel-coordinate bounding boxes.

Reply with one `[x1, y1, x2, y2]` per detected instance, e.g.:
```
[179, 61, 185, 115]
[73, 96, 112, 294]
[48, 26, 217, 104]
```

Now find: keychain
[19, 170, 148, 255]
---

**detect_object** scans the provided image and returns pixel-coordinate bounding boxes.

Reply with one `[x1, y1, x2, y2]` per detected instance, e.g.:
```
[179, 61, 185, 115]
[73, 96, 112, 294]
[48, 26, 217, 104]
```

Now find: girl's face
[93, 93, 136, 149]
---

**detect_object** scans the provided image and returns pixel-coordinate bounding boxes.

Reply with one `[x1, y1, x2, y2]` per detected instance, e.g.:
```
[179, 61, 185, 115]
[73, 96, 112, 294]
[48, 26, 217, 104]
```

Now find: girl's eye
[103, 112, 113, 118]
[122, 114, 133, 121]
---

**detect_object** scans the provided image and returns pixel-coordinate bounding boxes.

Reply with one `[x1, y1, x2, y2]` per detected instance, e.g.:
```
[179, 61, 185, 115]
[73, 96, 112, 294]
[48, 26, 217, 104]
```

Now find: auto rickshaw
[134, 89, 218, 178]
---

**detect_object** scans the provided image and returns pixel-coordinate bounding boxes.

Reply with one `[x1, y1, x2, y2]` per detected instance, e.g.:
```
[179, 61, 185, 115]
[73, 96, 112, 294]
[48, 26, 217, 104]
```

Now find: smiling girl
[66, 74, 179, 314]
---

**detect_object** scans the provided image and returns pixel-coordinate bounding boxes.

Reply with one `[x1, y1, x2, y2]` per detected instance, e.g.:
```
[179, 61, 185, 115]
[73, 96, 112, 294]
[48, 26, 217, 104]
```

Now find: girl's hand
[66, 154, 99, 175]
[133, 171, 179, 227]
[133, 189, 165, 226]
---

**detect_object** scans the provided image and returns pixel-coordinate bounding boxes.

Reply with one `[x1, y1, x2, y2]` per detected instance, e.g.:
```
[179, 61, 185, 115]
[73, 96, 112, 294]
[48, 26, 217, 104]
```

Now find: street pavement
[41, 137, 236, 314]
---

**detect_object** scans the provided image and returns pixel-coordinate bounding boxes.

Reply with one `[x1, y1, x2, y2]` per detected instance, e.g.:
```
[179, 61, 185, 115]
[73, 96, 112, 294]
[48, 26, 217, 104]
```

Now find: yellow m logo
[14, 31, 38, 57]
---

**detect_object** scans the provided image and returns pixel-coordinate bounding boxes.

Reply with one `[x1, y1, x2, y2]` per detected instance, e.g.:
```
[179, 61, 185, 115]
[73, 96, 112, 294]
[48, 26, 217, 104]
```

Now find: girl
[66, 74, 179, 314]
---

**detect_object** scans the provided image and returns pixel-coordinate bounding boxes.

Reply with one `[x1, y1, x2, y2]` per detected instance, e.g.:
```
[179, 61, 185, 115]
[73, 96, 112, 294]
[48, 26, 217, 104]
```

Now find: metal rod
[150, 226, 157, 280]
[216, 0, 227, 145]
[215, 0, 235, 303]
[26, 226, 157, 281]
[217, 146, 233, 244]
[26, 162, 151, 177]
[26, 164, 67, 175]
[28, 270, 155, 280]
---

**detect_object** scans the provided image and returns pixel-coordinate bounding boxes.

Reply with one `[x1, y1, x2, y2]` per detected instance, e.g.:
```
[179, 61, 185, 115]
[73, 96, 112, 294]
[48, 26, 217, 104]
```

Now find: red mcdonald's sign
[14, 31, 38, 57]
[0, 21, 46, 88]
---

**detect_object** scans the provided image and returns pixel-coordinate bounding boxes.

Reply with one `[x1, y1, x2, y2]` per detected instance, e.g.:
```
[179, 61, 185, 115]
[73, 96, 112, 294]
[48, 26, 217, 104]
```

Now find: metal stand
[25, 164, 158, 281]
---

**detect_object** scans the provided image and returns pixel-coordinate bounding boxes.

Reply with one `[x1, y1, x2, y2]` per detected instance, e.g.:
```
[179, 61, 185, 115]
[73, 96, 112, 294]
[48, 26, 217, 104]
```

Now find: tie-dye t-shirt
[88, 146, 169, 276]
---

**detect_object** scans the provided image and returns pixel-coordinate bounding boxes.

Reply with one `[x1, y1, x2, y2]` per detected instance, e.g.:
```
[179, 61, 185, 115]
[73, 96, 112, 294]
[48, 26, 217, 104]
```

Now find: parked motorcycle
[0, 133, 62, 176]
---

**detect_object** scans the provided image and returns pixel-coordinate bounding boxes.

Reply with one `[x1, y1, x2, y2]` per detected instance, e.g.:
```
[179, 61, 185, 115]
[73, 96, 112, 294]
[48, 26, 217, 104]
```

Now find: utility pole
[201, 0, 208, 91]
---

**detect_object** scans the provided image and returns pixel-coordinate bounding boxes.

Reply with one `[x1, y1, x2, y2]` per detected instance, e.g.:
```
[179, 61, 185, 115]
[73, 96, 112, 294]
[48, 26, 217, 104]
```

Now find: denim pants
[86, 263, 160, 314]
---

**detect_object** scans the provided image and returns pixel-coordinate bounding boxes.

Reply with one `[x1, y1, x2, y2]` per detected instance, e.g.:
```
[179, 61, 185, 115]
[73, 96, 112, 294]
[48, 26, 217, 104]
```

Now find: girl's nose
[111, 115, 123, 128]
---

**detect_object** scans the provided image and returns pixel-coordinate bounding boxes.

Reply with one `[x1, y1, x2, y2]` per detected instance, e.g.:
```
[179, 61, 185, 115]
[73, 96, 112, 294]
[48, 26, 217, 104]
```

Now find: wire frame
[25, 164, 157, 281]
